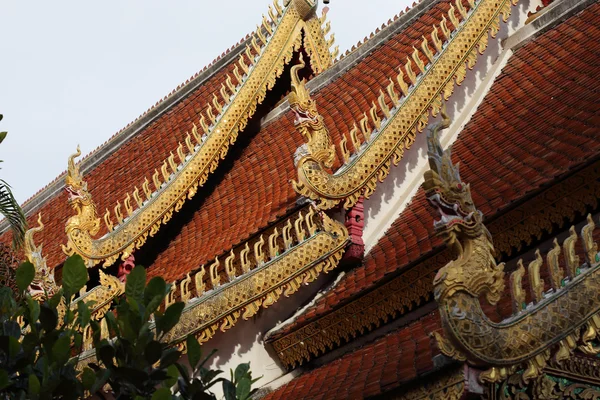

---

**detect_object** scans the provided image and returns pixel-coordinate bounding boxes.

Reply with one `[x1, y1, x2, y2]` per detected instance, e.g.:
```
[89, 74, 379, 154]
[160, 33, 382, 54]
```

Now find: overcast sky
[0, 0, 411, 204]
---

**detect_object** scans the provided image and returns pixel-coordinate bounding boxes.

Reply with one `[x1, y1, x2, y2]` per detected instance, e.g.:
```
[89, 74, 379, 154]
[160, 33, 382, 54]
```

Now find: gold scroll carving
[293, 0, 518, 210]
[62, 0, 335, 267]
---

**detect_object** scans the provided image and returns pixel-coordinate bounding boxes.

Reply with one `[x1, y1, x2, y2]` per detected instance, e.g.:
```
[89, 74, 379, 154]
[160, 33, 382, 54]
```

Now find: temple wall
[362, 0, 540, 253]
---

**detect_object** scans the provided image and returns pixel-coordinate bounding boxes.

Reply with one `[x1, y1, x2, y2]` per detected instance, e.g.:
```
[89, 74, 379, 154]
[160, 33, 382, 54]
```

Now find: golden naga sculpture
[292, 0, 518, 210]
[424, 121, 600, 384]
[61, 0, 336, 267]
[24, 213, 59, 299]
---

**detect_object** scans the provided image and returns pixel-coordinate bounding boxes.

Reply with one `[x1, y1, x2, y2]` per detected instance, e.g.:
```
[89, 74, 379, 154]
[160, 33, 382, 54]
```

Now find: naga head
[423, 112, 484, 248]
[24, 214, 57, 299]
[65, 145, 91, 205]
[289, 54, 319, 127]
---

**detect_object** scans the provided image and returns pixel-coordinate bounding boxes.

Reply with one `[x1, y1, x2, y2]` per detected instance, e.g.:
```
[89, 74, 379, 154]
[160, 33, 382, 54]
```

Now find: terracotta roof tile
[263, 312, 441, 400]
[272, 1, 600, 338]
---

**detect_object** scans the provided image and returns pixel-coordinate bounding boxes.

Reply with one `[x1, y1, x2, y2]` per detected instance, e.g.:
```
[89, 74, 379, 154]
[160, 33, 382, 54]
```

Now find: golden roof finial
[65, 145, 83, 188]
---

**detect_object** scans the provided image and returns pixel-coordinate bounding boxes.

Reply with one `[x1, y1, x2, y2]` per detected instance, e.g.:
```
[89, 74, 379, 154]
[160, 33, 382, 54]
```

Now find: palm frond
[0, 179, 26, 249]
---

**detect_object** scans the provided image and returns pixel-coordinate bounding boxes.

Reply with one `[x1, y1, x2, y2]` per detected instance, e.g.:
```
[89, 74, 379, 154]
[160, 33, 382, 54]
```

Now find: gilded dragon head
[423, 111, 485, 248]
[65, 145, 90, 204]
[24, 213, 57, 299]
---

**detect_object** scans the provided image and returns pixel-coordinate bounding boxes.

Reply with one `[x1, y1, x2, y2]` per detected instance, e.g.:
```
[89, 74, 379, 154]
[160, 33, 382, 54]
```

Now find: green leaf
[26, 294, 40, 323]
[234, 363, 250, 384]
[144, 277, 167, 305]
[144, 340, 163, 365]
[28, 374, 41, 396]
[165, 364, 179, 388]
[151, 387, 172, 400]
[16, 261, 35, 292]
[159, 347, 181, 368]
[236, 377, 252, 400]
[0, 369, 10, 390]
[222, 380, 236, 400]
[77, 300, 91, 328]
[81, 367, 96, 390]
[52, 334, 71, 365]
[0, 132, 6, 145]
[39, 303, 58, 331]
[144, 294, 164, 321]
[157, 302, 184, 336]
[8, 336, 20, 358]
[62, 255, 88, 298]
[126, 265, 146, 304]
[186, 335, 202, 371]
[48, 289, 63, 309]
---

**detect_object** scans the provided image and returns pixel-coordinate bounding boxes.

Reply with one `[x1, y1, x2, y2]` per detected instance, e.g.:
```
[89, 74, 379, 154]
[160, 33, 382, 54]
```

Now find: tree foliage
[0, 258, 259, 400]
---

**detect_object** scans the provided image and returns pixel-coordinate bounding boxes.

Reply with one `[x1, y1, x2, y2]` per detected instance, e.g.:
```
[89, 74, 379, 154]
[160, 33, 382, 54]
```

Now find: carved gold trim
[161, 211, 348, 349]
[270, 251, 447, 368]
[293, 0, 518, 210]
[61, 0, 334, 267]
[387, 367, 465, 400]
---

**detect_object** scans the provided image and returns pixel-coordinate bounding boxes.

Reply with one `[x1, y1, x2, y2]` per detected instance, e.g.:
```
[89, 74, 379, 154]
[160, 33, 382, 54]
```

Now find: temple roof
[268, 0, 600, 341]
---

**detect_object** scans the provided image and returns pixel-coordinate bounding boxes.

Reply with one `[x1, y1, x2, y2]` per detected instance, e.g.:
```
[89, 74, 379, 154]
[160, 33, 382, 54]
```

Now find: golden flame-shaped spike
[546, 238, 563, 290]
[225, 250, 236, 281]
[133, 187, 143, 208]
[245, 45, 254, 63]
[268, 228, 280, 259]
[294, 212, 306, 241]
[305, 208, 317, 236]
[378, 90, 390, 119]
[340, 135, 350, 163]
[395, 68, 410, 97]
[323, 21, 331, 36]
[421, 36, 435, 63]
[177, 143, 186, 164]
[582, 214, 598, 265]
[164, 284, 177, 309]
[563, 226, 580, 279]
[206, 104, 217, 125]
[194, 266, 206, 297]
[369, 102, 381, 130]
[225, 75, 236, 94]
[359, 113, 371, 142]
[350, 123, 361, 152]
[233, 65, 243, 84]
[114, 201, 124, 225]
[411, 47, 425, 73]
[268, 5, 277, 23]
[180, 273, 192, 303]
[212, 94, 223, 114]
[326, 33, 336, 49]
[251, 37, 261, 55]
[240, 243, 251, 273]
[528, 250, 544, 303]
[152, 169, 162, 191]
[254, 235, 265, 265]
[124, 193, 133, 216]
[282, 219, 293, 249]
[431, 26, 444, 53]
[185, 134, 194, 154]
[448, 3, 460, 30]
[195, 121, 206, 142]
[456, 0, 468, 19]
[440, 16, 451, 41]
[238, 54, 250, 74]
[386, 79, 400, 106]
[262, 14, 273, 35]
[466, 0, 475, 8]
[142, 178, 152, 200]
[167, 152, 178, 174]
[405, 58, 417, 85]
[510, 260, 526, 313]
[256, 25, 267, 45]
[331, 45, 340, 60]
[273, 0, 282, 16]
[210, 257, 221, 288]
[103, 209, 114, 232]
[161, 160, 170, 182]
[220, 84, 230, 104]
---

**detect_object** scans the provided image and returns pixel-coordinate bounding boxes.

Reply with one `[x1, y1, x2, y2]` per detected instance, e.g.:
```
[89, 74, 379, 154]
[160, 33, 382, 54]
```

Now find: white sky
[0, 0, 411, 204]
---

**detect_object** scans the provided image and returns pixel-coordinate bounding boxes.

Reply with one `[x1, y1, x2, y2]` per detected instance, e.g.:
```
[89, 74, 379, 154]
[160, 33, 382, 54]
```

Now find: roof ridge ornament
[60, 0, 334, 267]
[424, 117, 600, 384]
[25, 213, 59, 299]
[292, 0, 519, 210]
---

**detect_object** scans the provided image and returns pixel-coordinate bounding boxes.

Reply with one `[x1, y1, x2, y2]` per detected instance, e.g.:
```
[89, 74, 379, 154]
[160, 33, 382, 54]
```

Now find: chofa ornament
[424, 113, 600, 384]
[25, 213, 59, 299]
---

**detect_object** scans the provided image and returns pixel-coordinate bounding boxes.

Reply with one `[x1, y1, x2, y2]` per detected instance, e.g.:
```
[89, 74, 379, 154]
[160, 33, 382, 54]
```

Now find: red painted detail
[342, 198, 365, 264]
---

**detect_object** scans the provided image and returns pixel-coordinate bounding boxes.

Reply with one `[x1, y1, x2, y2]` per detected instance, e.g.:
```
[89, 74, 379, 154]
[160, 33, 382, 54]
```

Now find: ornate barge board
[61, 0, 336, 267]
[292, 0, 518, 210]
[423, 116, 600, 384]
